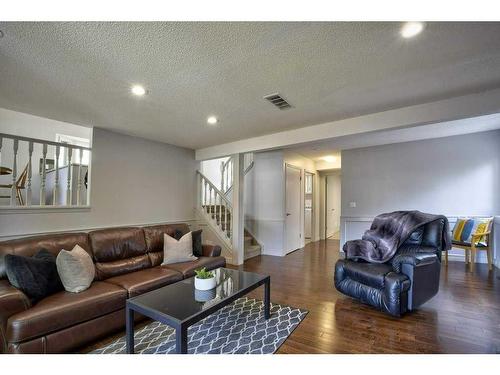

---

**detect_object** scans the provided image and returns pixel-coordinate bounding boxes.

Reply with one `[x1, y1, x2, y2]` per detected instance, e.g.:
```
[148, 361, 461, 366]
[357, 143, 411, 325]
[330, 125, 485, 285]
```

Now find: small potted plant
[194, 268, 216, 290]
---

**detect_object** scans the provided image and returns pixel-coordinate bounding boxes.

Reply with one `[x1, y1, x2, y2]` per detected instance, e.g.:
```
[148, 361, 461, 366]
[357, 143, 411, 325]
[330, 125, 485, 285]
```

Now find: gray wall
[340, 129, 500, 266]
[0, 127, 198, 239]
[244, 150, 285, 255]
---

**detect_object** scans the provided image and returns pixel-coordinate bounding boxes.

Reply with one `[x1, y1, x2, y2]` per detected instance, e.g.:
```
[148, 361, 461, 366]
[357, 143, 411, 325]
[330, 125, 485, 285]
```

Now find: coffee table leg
[264, 278, 271, 319]
[126, 305, 134, 354]
[175, 325, 188, 354]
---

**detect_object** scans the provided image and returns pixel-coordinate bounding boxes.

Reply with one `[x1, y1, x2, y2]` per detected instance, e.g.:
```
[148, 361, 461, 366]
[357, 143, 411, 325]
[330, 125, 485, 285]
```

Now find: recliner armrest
[392, 251, 438, 273]
[0, 280, 31, 353]
[202, 244, 222, 257]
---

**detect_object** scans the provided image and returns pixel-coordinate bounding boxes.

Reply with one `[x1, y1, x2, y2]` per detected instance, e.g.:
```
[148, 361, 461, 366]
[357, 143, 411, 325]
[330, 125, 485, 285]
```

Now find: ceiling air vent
[263, 93, 292, 110]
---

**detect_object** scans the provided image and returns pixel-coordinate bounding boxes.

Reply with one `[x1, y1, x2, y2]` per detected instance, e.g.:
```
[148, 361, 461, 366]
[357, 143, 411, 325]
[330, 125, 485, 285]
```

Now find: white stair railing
[220, 153, 254, 196]
[197, 170, 232, 240]
[0, 132, 91, 207]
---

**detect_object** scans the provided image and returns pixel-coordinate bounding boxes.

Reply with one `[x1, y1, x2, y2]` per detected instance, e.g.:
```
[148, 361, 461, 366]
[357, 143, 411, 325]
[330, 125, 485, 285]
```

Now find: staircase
[197, 154, 261, 261]
[244, 230, 261, 260]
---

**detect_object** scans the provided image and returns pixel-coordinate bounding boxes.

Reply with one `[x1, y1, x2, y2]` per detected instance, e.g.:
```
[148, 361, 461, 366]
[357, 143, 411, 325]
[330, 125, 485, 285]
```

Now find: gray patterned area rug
[92, 297, 307, 354]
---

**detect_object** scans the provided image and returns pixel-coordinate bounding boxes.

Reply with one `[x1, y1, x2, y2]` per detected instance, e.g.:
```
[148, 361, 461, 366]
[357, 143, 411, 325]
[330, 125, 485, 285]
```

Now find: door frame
[283, 163, 302, 254]
[324, 171, 341, 239]
[304, 169, 315, 243]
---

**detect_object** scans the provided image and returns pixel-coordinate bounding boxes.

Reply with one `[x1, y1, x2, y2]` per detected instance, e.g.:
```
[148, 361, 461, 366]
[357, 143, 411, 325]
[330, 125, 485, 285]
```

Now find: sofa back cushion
[143, 224, 190, 266]
[88, 227, 150, 280]
[0, 232, 90, 280]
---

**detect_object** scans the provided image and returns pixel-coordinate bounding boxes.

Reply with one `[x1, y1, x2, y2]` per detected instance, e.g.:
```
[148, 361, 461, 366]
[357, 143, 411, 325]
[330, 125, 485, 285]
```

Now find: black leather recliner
[334, 219, 445, 317]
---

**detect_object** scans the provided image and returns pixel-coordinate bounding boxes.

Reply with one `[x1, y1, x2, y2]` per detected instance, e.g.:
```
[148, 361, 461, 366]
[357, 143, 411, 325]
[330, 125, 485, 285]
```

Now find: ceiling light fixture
[321, 156, 337, 163]
[207, 116, 218, 125]
[131, 85, 147, 96]
[400, 22, 425, 39]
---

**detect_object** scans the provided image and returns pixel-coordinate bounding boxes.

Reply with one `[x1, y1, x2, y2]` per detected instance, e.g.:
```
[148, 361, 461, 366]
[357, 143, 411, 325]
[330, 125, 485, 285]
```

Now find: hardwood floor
[229, 239, 500, 354]
[83, 239, 500, 354]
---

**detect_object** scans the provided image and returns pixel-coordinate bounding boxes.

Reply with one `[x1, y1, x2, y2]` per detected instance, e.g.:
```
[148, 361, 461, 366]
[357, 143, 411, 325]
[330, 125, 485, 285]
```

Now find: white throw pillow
[161, 232, 198, 265]
[56, 244, 95, 293]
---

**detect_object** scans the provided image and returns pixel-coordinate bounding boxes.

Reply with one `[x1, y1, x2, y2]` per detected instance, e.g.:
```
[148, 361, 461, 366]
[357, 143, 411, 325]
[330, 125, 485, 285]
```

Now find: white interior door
[285, 165, 302, 253]
[326, 173, 341, 238]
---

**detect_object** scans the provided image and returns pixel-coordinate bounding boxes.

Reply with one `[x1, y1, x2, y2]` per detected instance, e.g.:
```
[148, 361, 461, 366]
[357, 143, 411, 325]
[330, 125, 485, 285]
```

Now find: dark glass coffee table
[125, 267, 270, 354]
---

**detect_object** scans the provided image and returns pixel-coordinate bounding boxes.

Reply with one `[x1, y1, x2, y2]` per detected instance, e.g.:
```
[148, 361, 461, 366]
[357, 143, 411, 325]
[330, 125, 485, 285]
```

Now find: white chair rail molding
[0, 132, 91, 210]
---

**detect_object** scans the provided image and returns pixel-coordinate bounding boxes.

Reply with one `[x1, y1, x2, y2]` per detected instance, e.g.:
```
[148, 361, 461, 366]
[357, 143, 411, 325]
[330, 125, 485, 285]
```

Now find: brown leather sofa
[0, 223, 225, 354]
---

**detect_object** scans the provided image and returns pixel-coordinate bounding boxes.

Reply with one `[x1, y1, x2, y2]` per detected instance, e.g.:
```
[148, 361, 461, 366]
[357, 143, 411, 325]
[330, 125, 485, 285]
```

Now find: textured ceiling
[1, 22, 500, 150]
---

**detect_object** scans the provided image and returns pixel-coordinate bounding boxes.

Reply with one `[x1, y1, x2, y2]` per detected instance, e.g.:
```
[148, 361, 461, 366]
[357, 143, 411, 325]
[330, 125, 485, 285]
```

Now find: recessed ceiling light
[400, 22, 425, 39]
[207, 116, 218, 125]
[131, 85, 146, 96]
[321, 156, 337, 163]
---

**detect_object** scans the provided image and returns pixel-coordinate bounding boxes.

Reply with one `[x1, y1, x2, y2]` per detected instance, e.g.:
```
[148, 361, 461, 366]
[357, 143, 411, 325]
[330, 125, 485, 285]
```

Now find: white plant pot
[194, 276, 216, 290]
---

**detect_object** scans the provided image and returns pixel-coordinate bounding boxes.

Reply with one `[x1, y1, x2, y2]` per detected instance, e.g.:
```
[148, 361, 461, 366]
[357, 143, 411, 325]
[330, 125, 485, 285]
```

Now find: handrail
[221, 160, 255, 197]
[197, 170, 233, 209]
[0, 133, 92, 151]
[221, 155, 254, 194]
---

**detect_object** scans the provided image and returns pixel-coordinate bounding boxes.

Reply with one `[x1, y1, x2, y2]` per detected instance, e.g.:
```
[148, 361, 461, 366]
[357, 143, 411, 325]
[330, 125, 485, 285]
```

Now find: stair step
[244, 244, 261, 260]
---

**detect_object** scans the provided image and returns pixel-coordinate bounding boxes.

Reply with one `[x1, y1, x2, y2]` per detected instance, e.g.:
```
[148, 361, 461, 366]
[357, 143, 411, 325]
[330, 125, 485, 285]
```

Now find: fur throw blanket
[343, 210, 451, 263]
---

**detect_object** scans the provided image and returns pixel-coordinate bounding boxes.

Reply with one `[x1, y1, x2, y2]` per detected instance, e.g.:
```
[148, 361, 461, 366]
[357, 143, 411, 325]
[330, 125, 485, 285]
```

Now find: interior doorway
[285, 164, 302, 253]
[325, 172, 341, 239]
[304, 171, 314, 244]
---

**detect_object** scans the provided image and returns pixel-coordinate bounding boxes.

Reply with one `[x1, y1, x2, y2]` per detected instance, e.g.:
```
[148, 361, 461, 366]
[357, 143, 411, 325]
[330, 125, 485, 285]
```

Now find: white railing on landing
[197, 170, 232, 241]
[0, 133, 91, 208]
[220, 153, 254, 195]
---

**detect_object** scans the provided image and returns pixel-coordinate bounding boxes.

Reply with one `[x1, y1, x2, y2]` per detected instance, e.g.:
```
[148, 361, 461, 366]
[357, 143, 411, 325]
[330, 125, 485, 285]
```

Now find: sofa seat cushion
[104, 267, 183, 297]
[341, 260, 393, 289]
[7, 281, 126, 343]
[162, 256, 226, 278]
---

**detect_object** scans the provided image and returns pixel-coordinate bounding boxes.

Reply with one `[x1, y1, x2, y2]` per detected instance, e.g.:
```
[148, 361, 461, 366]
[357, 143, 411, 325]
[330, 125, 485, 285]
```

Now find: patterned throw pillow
[452, 217, 493, 246]
[452, 218, 469, 242]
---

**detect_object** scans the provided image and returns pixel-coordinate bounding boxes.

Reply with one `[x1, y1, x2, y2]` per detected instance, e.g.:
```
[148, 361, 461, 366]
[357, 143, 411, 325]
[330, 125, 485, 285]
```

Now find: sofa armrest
[202, 244, 222, 257]
[0, 280, 31, 353]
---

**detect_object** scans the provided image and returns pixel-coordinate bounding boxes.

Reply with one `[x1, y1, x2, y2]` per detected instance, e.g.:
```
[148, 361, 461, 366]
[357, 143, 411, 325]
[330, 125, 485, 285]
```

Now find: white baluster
[209, 186, 213, 217]
[204, 179, 207, 209]
[76, 149, 82, 205]
[40, 143, 47, 206]
[216, 193, 220, 227]
[66, 147, 73, 205]
[207, 185, 211, 215]
[53, 145, 60, 205]
[26, 141, 33, 206]
[219, 196, 223, 229]
[224, 200, 228, 235]
[11, 140, 18, 206]
[220, 161, 225, 192]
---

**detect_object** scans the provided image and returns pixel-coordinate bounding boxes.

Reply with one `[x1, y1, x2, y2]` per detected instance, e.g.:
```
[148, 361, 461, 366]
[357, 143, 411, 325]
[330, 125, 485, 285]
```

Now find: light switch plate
[349, 201, 357, 208]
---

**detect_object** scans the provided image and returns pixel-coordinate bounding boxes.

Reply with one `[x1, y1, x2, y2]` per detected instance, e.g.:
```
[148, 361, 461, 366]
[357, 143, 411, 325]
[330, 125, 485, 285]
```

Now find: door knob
[286, 213, 291, 216]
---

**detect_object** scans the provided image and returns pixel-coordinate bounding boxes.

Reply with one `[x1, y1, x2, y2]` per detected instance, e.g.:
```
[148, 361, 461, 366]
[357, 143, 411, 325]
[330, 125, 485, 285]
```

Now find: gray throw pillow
[161, 232, 198, 265]
[56, 244, 95, 293]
